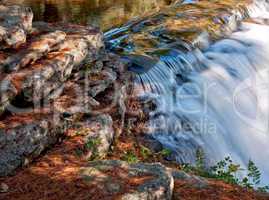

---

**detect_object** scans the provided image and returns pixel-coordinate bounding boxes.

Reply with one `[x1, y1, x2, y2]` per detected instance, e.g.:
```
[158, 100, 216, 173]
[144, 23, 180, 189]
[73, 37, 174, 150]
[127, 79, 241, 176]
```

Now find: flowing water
[7, 0, 269, 185]
[123, 0, 269, 185]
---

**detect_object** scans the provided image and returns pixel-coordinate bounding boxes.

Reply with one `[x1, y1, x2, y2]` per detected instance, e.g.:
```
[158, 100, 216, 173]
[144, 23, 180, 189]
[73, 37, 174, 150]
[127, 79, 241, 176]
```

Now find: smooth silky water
[126, 0, 269, 186]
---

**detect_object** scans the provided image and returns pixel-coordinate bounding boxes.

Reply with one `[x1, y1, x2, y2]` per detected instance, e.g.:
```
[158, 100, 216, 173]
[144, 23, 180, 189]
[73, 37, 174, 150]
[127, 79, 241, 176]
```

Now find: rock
[0, 112, 114, 176]
[87, 68, 117, 97]
[52, 81, 95, 114]
[0, 4, 131, 178]
[76, 114, 114, 160]
[0, 5, 33, 48]
[170, 169, 209, 189]
[106, 0, 251, 55]
[0, 5, 104, 116]
[32, 22, 104, 60]
[140, 134, 163, 153]
[0, 33, 103, 114]
[0, 110, 72, 176]
[3, 31, 66, 72]
[0, 183, 8, 193]
[80, 160, 174, 200]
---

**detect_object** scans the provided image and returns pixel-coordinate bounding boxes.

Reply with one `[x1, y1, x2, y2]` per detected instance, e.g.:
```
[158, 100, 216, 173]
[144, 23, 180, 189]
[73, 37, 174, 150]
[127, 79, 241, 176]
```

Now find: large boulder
[80, 160, 174, 200]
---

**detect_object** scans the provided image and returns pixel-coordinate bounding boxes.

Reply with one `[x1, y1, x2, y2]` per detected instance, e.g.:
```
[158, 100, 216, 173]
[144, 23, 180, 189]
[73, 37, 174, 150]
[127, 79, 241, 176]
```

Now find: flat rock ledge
[80, 160, 174, 200]
[0, 4, 130, 176]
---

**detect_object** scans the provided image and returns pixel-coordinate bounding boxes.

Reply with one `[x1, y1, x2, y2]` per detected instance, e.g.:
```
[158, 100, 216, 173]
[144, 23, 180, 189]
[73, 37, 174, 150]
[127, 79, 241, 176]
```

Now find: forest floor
[1, 125, 269, 200]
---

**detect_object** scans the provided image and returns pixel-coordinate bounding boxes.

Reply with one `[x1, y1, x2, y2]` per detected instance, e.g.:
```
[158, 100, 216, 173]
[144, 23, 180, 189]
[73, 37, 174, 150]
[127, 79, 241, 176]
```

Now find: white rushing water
[133, 0, 269, 185]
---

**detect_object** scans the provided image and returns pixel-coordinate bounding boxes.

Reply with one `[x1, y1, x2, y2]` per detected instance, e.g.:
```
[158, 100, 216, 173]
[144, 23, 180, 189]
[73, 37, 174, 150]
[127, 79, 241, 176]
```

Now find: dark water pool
[6, 0, 175, 31]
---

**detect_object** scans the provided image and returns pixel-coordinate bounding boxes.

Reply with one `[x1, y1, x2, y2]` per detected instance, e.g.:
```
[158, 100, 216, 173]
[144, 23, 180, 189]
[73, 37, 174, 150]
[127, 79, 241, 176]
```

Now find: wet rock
[141, 134, 163, 153]
[0, 5, 33, 48]
[107, 0, 252, 54]
[80, 160, 174, 200]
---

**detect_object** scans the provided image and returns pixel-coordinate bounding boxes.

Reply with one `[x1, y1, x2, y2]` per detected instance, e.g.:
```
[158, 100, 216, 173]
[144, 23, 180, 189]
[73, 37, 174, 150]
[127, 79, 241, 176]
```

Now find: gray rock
[87, 68, 117, 97]
[76, 114, 114, 160]
[143, 135, 164, 153]
[0, 111, 71, 176]
[0, 33, 103, 115]
[3, 31, 66, 72]
[0, 112, 114, 176]
[0, 5, 33, 48]
[170, 169, 209, 189]
[80, 160, 174, 200]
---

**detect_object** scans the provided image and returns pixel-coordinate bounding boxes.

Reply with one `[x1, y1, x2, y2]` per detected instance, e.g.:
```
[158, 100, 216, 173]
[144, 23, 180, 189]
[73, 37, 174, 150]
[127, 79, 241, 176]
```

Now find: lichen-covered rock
[0, 110, 115, 176]
[0, 51, 127, 177]
[0, 4, 104, 115]
[0, 4, 131, 179]
[72, 114, 114, 160]
[0, 34, 103, 114]
[0, 5, 33, 48]
[3, 31, 66, 72]
[32, 22, 104, 61]
[0, 111, 71, 176]
[170, 169, 209, 189]
[80, 160, 174, 200]
[87, 68, 117, 97]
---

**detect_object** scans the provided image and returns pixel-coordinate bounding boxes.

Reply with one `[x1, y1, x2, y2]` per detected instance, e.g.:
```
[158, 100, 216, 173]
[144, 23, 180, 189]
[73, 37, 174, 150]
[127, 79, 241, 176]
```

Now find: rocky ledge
[0, 4, 130, 176]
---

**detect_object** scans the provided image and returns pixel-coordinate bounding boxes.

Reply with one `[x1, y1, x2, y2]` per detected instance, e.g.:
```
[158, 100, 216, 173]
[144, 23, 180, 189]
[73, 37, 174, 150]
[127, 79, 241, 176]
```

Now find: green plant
[181, 149, 269, 192]
[123, 151, 139, 164]
[195, 149, 206, 171]
[257, 186, 269, 193]
[160, 148, 172, 157]
[210, 157, 241, 185]
[247, 160, 261, 186]
[84, 137, 101, 160]
[74, 148, 84, 158]
[84, 138, 101, 150]
[181, 163, 196, 173]
[140, 146, 152, 159]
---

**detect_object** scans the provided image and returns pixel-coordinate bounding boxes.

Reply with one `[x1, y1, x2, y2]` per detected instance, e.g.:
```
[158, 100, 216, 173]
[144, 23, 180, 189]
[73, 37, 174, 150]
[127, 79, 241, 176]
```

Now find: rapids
[125, 0, 269, 185]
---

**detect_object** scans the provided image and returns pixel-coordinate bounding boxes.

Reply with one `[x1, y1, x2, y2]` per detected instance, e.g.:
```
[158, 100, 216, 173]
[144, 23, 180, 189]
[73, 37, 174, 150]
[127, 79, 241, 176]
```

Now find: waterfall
[129, 0, 269, 185]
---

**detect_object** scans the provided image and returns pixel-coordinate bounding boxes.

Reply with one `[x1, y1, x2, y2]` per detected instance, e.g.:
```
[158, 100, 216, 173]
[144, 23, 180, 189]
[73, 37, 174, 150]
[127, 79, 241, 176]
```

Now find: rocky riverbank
[0, 4, 130, 176]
